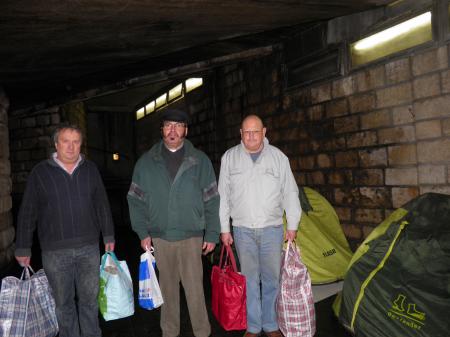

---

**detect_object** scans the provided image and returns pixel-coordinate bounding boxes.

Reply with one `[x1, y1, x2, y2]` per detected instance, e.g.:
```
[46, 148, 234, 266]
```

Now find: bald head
[241, 114, 264, 129]
[240, 115, 266, 153]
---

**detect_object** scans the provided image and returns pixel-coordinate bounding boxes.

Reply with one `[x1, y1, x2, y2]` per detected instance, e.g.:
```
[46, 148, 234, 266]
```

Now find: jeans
[42, 243, 101, 337]
[233, 225, 284, 334]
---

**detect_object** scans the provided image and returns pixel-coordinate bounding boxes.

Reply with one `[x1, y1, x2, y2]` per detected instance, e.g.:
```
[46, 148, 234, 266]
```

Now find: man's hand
[221, 232, 233, 246]
[285, 230, 297, 242]
[202, 242, 216, 255]
[16, 256, 31, 267]
[141, 236, 152, 251]
[105, 242, 115, 252]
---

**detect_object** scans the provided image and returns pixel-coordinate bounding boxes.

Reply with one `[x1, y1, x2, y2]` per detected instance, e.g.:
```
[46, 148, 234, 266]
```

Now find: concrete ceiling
[0, 0, 395, 111]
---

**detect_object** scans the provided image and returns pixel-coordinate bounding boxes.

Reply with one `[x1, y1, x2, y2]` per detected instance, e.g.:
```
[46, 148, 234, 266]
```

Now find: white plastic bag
[98, 252, 134, 321]
[138, 247, 163, 310]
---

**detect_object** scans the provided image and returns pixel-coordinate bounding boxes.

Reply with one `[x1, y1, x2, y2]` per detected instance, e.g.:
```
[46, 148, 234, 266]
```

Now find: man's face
[55, 128, 82, 164]
[162, 120, 188, 150]
[240, 117, 266, 153]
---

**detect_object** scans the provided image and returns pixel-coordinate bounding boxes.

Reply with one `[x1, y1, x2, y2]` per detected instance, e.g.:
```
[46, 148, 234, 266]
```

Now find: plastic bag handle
[101, 251, 127, 276]
[218, 244, 239, 272]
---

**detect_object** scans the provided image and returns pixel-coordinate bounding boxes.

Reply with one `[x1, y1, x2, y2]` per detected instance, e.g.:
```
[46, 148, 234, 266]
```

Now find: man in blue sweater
[15, 124, 115, 337]
[127, 108, 220, 337]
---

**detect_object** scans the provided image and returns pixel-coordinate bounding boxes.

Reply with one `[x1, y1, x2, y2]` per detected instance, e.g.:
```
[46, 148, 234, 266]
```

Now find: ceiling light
[354, 12, 431, 51]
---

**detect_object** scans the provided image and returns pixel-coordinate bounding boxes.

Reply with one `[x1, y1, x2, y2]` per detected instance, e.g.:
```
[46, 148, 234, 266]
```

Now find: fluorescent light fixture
[354, 12, 431, 51]
[136, 107, 145, 120]
[155, 93, 167, 109]
[168, 83, 183, 101]
[185, 77, 203, 93]
[145, 101, 155, 114]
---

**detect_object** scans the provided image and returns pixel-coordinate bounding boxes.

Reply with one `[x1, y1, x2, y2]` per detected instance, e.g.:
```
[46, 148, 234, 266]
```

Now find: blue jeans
[233, 225, 284, 334]
[42, 244, 101, 337]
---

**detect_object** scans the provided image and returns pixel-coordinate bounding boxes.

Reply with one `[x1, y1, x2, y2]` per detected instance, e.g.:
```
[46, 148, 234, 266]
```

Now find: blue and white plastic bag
[98, 252, 134, 321]
[138, 248, 163, 310]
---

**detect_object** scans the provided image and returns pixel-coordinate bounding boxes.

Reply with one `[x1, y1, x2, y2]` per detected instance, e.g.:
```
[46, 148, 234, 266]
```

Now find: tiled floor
[1, 225, 352, 337]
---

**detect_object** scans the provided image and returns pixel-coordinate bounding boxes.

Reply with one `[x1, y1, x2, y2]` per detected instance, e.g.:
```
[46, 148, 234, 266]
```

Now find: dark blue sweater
[15, 157, 115, 256]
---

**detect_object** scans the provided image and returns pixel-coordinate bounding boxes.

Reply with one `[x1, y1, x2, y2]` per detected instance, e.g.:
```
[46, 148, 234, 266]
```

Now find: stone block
[335, 151, 359, 168]
[392, 104, 415, 125]
[441, 69, 450, 94]
[0, 196, 11, 213]
[347, 131, 377, 148]
[299, 155, 315, 170]
[354, 169, 384, 186]
[388, 144, 417, 165]
[328, 170, 353, 185]
[311, 83, 331, 104]
[37, 114, 50, 126]
[361, 109, 391, 130]
[354, 66, 385, 92]
[412, 46, 448, 76]
[332, 76, 354, 98]
[349, 93, 376, 113]
[385, 58, 411, 84]
[378, 125, 415, 144]
[417, 138, 450, 163]
[0, 162, 10, 175]
[342, 224, 362, 240]
[0, 212, 12, 231]
[355, 208, 384, 223]
[334, 187, 358, 205]
[334, 115, 359, 134]
[359, 187, 391, 207]
[0, 226, 14, 250]
[325, 98, 348, 118]
[317, 153, 333, 168]
[413, 95, 450, 120]
[376, 83, 413, 109]
[307, 105, 324, 121]
[418, 165, 446, 184]
[415, 120, 442, 140]
[391, 187, 420, 208]
[385, 168, 418, 186]
[359, 148, 387, 167]
[413, 73, 440, 99]
[420, 185, 450, 195]
[442, 118, 450, 135]
[335, 207, 351, 221]
[309, 171, 325, 185]
[323, 136, 346, 151]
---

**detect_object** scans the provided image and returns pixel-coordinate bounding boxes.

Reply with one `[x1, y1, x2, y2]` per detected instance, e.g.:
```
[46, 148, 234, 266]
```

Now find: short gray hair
[53, 124, 83, 144]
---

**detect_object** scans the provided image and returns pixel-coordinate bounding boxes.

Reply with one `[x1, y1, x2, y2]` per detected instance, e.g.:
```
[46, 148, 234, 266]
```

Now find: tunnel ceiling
[1, 0, 395, 111]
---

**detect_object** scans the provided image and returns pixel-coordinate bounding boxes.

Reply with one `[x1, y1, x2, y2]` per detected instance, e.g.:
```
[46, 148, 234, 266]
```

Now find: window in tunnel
[135, 77, 203, 120]
[350, 11, 432, 67]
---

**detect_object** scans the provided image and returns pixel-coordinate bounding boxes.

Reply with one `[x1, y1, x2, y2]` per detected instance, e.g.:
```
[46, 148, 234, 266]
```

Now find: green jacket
[127, 139, 220, 243]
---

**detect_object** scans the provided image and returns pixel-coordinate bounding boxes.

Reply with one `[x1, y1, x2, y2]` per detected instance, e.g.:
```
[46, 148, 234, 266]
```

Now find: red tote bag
[211, 244, 247, 331]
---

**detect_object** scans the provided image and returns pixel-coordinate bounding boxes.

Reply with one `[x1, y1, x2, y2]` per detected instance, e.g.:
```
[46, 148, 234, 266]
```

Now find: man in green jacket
[127, 108, 220, 337]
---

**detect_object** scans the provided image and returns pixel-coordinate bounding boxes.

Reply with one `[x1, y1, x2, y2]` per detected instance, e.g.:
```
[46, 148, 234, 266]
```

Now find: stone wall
[9, 102, 86, 198]
[0, 89, 14, 270]
[153, 44, 450, 249]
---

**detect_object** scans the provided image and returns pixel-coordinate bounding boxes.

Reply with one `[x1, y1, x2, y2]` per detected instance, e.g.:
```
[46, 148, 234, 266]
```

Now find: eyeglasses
[163, 121, 186, 129]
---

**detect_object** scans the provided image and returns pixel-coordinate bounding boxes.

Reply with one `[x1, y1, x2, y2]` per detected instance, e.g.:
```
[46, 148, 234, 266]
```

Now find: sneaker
[264, 330, 283, 337]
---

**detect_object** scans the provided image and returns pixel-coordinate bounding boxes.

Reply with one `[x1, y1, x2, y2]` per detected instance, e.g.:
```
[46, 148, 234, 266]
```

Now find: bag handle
[284, 240, 300, 265]
[219, 244, 239, 272]
[101, 251, 127, 276]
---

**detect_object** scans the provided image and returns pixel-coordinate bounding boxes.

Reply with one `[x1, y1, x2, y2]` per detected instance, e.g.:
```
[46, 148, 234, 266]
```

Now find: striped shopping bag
[276, 241, 315, 337]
